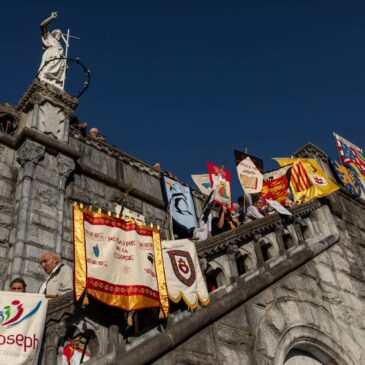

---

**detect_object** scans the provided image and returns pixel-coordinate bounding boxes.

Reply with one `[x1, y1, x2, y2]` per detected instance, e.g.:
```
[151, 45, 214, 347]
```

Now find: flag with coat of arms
[333, 132, 365, 197]
[275, 158, 339, 203]
[162, 239, 210, 309]
[329, 159, 361, 198]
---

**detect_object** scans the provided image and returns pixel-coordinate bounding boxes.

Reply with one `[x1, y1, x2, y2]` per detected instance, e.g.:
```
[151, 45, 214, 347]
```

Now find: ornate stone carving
[226, 244, 239, 255]
[16, 79, 78, 117]
[16, 140, 45, 179]
[39, 102, 65, 139]
[56, 154, 75, 178]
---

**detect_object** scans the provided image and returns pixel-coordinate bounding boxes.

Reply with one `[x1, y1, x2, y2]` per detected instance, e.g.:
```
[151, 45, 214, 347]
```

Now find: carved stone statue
[38, 12, 66, 89]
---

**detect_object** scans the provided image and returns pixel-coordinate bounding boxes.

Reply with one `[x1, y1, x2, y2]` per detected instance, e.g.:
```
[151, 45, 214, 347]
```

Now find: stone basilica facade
[1, 80, 365, 364]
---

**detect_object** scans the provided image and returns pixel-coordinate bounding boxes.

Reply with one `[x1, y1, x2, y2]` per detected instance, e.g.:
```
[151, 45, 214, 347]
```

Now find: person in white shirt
[39, 251, 73, 297]
[245, 194, 266, 222]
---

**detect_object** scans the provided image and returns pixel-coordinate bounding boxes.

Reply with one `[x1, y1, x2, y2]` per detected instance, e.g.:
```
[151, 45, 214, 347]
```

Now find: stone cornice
[0, 127, 80, 159]
[16, 79, 78, 115]
[70, 127, 206, 201]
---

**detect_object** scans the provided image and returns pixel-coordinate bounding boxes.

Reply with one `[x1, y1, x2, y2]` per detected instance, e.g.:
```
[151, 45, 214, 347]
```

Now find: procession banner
[73, 204, 169, 317]
[236, 156, 263, 194]
[234, 149, 264, 172]
[0, 292, 47, 365]
[261, 165, 291, 205]
[191, 174, 211, 196]
[333, 132, 365, 197]
[162, 176, 197, 237]
[275, 158, 339, 203]
[207, 162, 232, 209]
[329, 159, 361, 198]
[162, 239, 210, 309]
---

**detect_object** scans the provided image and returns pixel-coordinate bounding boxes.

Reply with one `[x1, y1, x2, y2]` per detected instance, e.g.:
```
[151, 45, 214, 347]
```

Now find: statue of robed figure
[38, 12, 66, 89]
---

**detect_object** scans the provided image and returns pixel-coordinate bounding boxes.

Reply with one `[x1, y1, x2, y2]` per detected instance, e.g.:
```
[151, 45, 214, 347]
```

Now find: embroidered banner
[162, 176, 197, 237]
[236, 156, 263, 194]
[329, 159, 361, 197]
[333, 132, 365, 197]
[207, 162, 232, 208]
[333, 132, 365, 175]
[73, 204, 169, 317]
[0, 292, 48, 365]
[162, 239, 210, 309]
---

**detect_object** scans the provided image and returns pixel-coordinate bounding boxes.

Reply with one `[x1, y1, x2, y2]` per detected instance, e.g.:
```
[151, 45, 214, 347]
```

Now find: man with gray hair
[39, 250, 73, 297]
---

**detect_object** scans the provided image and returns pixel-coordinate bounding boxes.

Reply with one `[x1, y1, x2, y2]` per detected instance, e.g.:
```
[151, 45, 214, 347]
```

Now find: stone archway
[284, 349, 337, 365]
[252, 299, 365, 365]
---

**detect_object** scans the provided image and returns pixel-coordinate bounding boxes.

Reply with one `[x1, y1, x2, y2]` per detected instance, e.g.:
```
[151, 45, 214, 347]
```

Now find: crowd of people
[211, 192, 296, 237]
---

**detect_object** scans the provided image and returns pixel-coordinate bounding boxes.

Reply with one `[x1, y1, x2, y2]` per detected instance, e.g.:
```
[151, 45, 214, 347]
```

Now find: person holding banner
[211, 205, 237, 236]
[9, 277, 26, 292]
[39, 250, 73, 297]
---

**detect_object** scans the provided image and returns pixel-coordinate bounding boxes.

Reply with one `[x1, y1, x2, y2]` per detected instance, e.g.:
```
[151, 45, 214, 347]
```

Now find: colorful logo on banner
[207, 162, 232, 208]
[261, 165, 291, 205]
[0, 292, 48, 364]
[162, 239, 210, 309]
[0, 299, 42, 328]
[329, 159, 361, 197]
[163, 176, 197, 236]
[275, 158, 339, 203]
[236, 157, 263, 194]
[167, 250, 196, 287]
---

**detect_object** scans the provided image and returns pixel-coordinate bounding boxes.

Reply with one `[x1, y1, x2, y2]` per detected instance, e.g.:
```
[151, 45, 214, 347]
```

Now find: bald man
[39, 251, 73, 297]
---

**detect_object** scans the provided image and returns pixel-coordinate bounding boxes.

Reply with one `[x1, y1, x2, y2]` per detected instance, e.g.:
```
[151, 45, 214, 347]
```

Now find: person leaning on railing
[38, 250, 73, 298]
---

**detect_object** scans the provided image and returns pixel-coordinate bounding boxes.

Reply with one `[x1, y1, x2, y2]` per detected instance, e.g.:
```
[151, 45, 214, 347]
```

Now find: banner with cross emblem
[162, 239, 210, 309]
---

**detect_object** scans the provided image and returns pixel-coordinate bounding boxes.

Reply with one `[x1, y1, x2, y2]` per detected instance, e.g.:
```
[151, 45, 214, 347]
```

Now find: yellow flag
[274, 158, 339, 203]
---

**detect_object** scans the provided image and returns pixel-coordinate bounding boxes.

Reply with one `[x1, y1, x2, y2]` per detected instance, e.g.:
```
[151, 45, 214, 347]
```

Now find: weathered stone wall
[147, 192, 365, 365]
[0, 80, 206, 293]
[0, 143, 17, 289]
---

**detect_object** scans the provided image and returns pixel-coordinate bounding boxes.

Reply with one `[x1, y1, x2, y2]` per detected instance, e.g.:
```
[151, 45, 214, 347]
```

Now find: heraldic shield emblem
[167, 249, 196, 287]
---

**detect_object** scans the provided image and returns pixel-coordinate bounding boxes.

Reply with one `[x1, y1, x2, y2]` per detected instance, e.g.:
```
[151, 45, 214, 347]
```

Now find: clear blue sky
[1, 1, 365, 198]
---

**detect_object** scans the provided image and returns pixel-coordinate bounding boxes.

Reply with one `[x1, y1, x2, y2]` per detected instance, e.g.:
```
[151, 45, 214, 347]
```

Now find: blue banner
[163, 176, 197, 237]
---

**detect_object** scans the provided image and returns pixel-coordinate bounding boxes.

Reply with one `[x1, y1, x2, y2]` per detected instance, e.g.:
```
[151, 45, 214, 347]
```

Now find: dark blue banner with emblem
[329, 159, 361, 197]
[162, 176, 197, 238]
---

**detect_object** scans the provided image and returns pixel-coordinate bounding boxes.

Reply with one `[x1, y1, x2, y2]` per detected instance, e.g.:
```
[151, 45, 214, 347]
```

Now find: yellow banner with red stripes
[274, 158, 339, 203]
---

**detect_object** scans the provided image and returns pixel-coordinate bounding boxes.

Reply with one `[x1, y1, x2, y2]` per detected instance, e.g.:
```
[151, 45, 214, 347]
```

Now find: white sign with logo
[237, 157, 263, 194]
[0, 292, 48, 365]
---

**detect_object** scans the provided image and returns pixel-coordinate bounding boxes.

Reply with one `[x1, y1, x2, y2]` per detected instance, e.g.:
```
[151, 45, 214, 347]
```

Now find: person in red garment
[62, 334, 90, 365]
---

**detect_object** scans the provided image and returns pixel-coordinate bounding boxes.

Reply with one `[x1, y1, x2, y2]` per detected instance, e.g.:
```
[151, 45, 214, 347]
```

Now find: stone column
[10, 140, 45, 275]
[226, 245, 239, 283]
[55, 154, 75, 255]
[42, 323, 66, 365]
